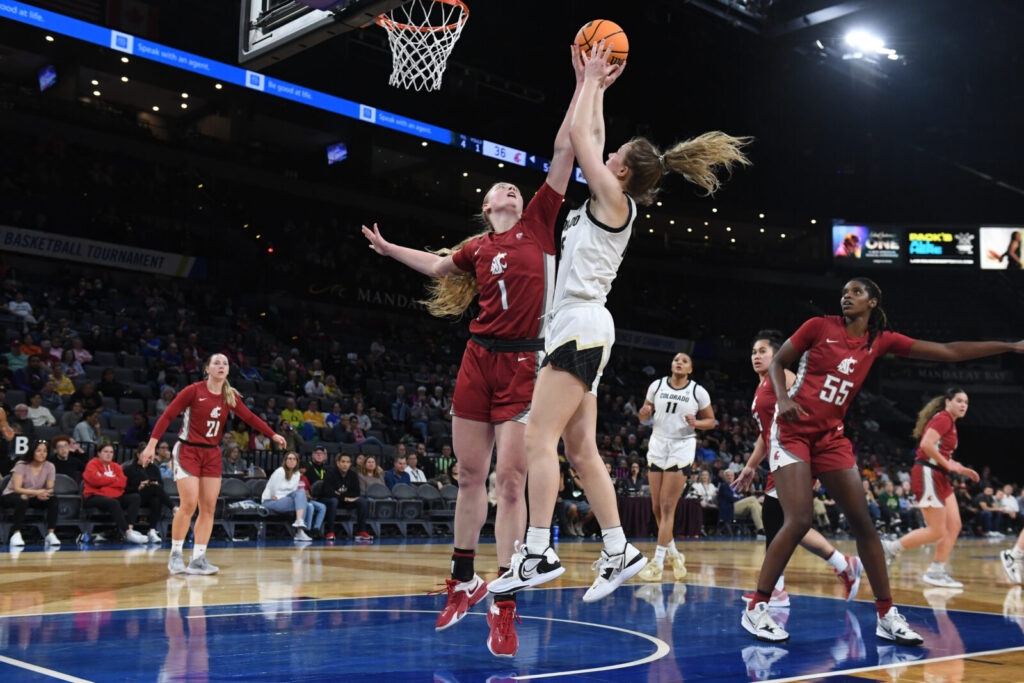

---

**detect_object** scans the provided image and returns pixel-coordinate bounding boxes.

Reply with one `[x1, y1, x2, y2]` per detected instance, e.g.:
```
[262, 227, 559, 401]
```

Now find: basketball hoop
[376, 0, 469, 92]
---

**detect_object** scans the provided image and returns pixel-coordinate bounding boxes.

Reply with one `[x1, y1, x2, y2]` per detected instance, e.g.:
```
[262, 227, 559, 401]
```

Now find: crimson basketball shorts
[452, 339, 537, 424]
[173, 442, 223, 480]
[769, 424, 855, 477]
[911, 462, 952, 508]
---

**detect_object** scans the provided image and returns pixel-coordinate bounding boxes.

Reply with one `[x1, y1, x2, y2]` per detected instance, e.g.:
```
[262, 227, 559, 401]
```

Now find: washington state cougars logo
[490, 252, 508, 275]
[836, 357, 858, 375]
[210, 406, 222, 419]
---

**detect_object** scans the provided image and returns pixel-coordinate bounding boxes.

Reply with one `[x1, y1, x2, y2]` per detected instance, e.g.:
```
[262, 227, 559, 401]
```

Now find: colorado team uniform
[645, 377, 711, 471]
[150, 382, 277, 480]
[910, 411, 958, 507]
[543, 194, 636, 394]
[449, 182, 561, 423]
[769, 316, 915, 476]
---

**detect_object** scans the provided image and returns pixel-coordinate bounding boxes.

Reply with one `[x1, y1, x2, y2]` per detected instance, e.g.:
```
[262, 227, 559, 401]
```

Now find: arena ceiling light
[842, 29, 900, 61]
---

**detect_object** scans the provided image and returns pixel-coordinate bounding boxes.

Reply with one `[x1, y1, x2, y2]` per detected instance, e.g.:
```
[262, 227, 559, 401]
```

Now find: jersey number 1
[497, 279, 509, 310]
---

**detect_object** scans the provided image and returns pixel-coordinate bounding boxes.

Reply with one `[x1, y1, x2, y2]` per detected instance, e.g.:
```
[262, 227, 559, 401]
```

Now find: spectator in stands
[974, 486, 1003, 537]
[156, 441, 174, 479]
[261, 451, 313, 542]
[406, 452, 427, 484]
[70, 337, 92, 365]
[123, 446, 171, 543]
[39, 380, 62, 412]
[229, 418, 250, 453]
[123, 413, 151, 449]
[350, 415, 384, 448]
[50, 435, 84, 483]
[82, 444, 147, 544]
[14, 355, 48, 394]
[385, 455, 411, 490]
[352, 402, 373, 431]
[325, 401, 346, 432]
[4, 339, 28, 372]
[156, 387, 176, 414]
[20, 334, 41, 358]
[431, 461, 460, 490]
[391, 385, 409, 425]
[323, 453, 371, 540]
[696, 439, 717, 465]
[71, 381, 102, 413]
[302, 399, 326, 438]
[428, 385, 447, 418]
[251, 418, 273, 452]
[140, 328, 162, 359]
[409, 388, 430, 443]
[59, 349, 83, 379]
[435, 443, 455, 475]
[280, 420, 304, 452]
[25, 392, 56, 428]
[11, 403, 35, 442]
[877, 479, 902, 532]
[222, 445, 247, 475]
[862, 478, 882, 523]
[73, 408, 103, 447]
[278, 369, 305, 399]
[265, 357, 286, 384]
[323, 375, 342, 401]
[7, 292, 37, 329]
[2, 440, 60, 546]
[238, 359, 262, 382]
[718, 469, 764, 535]
[280, 397, 303, 429]
[305, 446, 329, 485]
[357, 455, 385, 493]
[1002, 484, 1021, 532]
[98, 368, 129, 403]
[299, 471, 326, 538]
[59, 400, 84, 433]
[693, 469, 717, 510]
[304, 371, 327, 399]
[619, 461, 648, 496]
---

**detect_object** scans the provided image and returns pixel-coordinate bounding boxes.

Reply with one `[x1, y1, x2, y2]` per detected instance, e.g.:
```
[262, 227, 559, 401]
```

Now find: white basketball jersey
[552, 195, 636, 309]
[645, 377, 711, 440]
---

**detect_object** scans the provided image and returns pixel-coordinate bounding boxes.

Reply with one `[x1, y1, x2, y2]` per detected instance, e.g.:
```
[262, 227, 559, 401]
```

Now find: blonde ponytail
[419, 231, 490, 318]
[223, 379, 238, 408]
[911, 387, 964, 440]
[624, 132, 753, 206]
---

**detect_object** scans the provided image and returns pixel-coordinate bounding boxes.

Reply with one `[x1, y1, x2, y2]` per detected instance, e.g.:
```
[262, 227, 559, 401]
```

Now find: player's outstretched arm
[361, 222, 463, 278]
[545, 46, 586, 195]
[907, 339, 1024, 363]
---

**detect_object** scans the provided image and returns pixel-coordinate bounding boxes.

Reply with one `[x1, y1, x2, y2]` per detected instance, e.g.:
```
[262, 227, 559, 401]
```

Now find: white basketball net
[377, 0, 469, 92]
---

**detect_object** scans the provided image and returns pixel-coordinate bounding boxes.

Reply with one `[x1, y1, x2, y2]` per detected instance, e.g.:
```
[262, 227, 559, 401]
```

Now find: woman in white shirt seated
[26, 392, 56, 427]
[261, 451, 313, 541]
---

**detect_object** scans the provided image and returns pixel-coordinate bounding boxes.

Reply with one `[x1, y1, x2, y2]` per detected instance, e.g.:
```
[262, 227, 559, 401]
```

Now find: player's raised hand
[570, 45, 585, 85]
[602, 59, 626, 89]
[581, 40, 618, 83]
[362, 223, 392, 257]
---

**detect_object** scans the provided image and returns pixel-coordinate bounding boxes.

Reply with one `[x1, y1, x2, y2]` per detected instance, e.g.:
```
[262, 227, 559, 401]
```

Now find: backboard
[238, 0, 407, 68]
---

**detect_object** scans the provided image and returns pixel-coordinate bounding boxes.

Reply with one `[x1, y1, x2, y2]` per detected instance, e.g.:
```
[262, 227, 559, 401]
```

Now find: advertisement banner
[907, 229, 977, 266]
[979, 227, 1023, 270]
[832, 223, 901, 266]
[0, 225, 203, 277]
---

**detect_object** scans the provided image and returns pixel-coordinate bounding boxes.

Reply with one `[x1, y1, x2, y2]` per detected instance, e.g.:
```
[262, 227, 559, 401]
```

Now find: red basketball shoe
[431, 574, 487, 631]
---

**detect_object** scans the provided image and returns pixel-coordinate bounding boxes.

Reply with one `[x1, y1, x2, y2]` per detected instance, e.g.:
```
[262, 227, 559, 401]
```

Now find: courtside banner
[616, 329, 694, 354]
[0, 225, 204, 277]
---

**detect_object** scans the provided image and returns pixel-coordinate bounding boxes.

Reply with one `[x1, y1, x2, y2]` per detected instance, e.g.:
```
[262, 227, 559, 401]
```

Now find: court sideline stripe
[195, 608, 670, 679]
[763, 645, 1024, 683]
[0, 654, 93, 683]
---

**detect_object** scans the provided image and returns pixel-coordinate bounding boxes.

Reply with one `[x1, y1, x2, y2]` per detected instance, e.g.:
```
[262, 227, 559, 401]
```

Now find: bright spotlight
[845, 30, 884, 53]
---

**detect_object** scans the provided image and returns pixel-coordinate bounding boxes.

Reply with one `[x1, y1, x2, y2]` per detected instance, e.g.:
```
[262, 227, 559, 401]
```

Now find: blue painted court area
[1, 583, 1022, 682]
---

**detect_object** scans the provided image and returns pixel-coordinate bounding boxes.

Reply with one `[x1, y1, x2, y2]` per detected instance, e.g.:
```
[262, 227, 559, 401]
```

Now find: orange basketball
[574, 19, 629, 65]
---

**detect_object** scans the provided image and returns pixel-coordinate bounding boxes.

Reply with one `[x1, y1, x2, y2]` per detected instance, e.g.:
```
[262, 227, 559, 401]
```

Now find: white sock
[653, 545, 667, 568]
[601, 526, 627, 555]
[827, 550, 848, 573]
[192, 544, 207, 560]
[667, 539, 679, 556]
[526, 526, 550, 552]
[171, 540, 184, 554]
[928, 561, 945, 573]
[775, 574, 785, 591]
[1011, 546, 1024, 560]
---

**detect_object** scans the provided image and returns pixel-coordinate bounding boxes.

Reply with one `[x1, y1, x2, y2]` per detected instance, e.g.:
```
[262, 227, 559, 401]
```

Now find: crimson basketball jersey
[785, 316, 915, 435]
[151, 382, 275, 445]
[752, 375, 778, 493]
[450, 182, 561, 339]
[915, 410, 957, 464]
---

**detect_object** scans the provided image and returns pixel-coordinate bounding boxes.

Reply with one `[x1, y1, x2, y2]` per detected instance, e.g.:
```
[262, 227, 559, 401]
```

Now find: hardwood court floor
[1, 536, 1022, 681]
